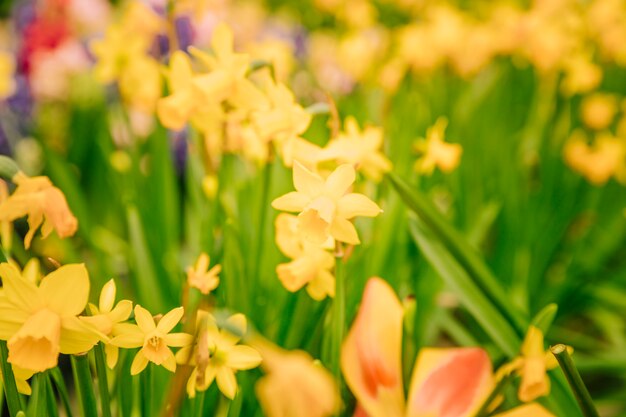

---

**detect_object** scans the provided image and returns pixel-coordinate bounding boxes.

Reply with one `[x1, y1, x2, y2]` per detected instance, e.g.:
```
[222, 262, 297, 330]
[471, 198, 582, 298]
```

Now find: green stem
[251, 159, 273, 293]
[473, 374, 513, 417]
[71, 354, 98, 417]
[551, 345, 599, 417]
[93, 343, 112, 417]
[50, 368, 73, 417]
[276, 293, 299, 346]
[193, 391, 205, 417]
[330, 252, 346, 410]
[0, 341, 22, 417]
[42, 372, 59, 417]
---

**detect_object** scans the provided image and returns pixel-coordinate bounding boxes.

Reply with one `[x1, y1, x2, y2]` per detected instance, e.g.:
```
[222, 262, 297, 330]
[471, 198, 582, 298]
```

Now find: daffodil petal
[406, 348, 493, 417]
[109, 300, 133, 323]
[111, 330, 144, 349]
[293, 161, 324, 196]
[227, 345, 262, 370]
[216, 367, 238, 399]
[105, 343, 119, 369]
[330, 217, 360, 245]
[164, 332, 193, 347]
[39, 264, 89, 317]
[156, 307, 184, 334]
[341, 277, 405, 417]
[271, 192, 309, 212]
[162, 351, 177, 373]
[59, 316, 102, 354]
[337, 193, 382, 219]
[325, 164, 355, 200]
[130, 350, 149, 375]
[0, 262, 43, 313]
[134, 305, 156, 333]
[99, 279, 116, 313]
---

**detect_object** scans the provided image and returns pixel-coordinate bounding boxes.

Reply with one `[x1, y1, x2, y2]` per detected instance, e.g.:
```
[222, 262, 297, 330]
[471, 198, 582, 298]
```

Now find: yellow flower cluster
[90, 2, 163, 114]
[308, 0, 626, 95]
[272, 162, 382, 299]
[563, 94, 626, 185]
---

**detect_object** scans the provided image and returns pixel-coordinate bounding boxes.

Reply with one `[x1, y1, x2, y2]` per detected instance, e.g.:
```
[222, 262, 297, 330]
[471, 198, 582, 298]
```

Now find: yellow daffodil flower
[563, 131, 626, 185]
[111, 305, 192, 375]
[176, 311, 261, 399]
[414, 117, 462, 175]
[271, 162, 382, 245]
[251, 75, 311, 144]
[0, 262, 103, 373]
[0, 172, 78, 249]
[186, 253, 221, 295]
[275, 213, 335, 300]
[118, 55, 162, 113]
[0, 51, 15, 100]
[581, 93, 617, 130]
[342, 277, 556, 417]
[80, 279, 133, 368]
[91, 25, 149, 84]
[254, 338, 339, 417]
[191, 23, 266, 111]
[497, 326, 562, 403]
[320, 117, 392, 182]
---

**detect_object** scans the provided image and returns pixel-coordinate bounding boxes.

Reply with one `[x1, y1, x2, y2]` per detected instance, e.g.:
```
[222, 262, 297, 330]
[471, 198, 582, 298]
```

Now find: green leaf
[0, 341, 23, 417]
[409, 218, 520, 356]
[531, 303, 558, 335]
[388, 172, 527, 335]
[71, 354, 98, 417]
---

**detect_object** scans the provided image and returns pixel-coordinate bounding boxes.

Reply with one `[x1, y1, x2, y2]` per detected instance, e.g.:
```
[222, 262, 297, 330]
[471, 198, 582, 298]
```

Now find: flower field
[0, 0, 625, 416]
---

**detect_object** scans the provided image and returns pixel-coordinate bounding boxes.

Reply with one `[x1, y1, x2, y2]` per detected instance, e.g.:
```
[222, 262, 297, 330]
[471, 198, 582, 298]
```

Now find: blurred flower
[0, 172, 78, 249]
[320, 116, 392, 182]
[563, 131, 625, 184]
[80, 279, 133, 368]
[342, 278, 556, 417]
[414, 117, 462, 175]
[581, 93, 617, 130]
[118, 55, 161, 113]
[497, 326, 561, 402]
[191, 23, 266, 111]
[275, 213, 335, 300]
[255, 339, 339, 417]
[0, 51, 16, 100]
[272, 162, 382, 245]
[112, 305, 192, 375]
[176, 311, 261, 399]
[29, 39, 90, 101]
[561, 54, 602, 96]
[186, 253, 221, 295]
[0, 262, 103, 373]
[247, 39, 295, 82]
[341, 277, 406, 417]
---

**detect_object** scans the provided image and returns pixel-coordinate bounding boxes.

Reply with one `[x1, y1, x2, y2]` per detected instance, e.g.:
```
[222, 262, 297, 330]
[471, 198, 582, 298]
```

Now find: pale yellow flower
[272, 162, 382, 245]
[496, 326, 561, 402]
[176, 311, 261, 399]
[581, 93, 618, 130]
[320, 116, 392, 182]
[254, 339, 339, 417]
[118, 55, 162, 113]
[0, 263, 103, 373]
[111, 305, 192, 375]
[186, 253, 221, 295]
[275, 213, 335, 300]
[0, 172, 78, 249]
[90, 25, 148, 84]
[191, 23, 266, 111]
[251, 75, 311, 145]
[414, 118, 462, 175]
[80, 279, 133, 368]
[563, 131, 625, 184]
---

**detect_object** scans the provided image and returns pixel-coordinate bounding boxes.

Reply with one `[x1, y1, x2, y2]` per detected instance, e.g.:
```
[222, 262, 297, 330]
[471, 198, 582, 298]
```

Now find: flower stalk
[0, 341, 22, 417]
[71, 354, 98, 417]
[551, 344, 599, 417]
